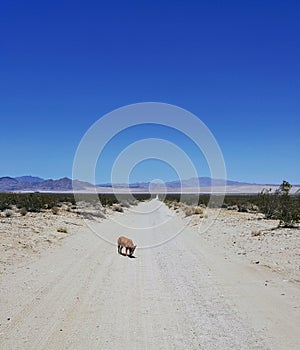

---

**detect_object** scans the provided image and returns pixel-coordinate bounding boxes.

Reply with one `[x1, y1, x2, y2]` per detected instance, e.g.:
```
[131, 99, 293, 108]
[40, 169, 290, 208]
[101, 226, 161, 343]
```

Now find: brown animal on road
[117, 236, 136, 257]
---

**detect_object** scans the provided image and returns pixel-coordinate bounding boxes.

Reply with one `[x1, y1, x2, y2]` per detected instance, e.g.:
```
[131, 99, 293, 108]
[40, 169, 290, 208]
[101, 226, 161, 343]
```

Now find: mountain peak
[15, 176, 44, 183]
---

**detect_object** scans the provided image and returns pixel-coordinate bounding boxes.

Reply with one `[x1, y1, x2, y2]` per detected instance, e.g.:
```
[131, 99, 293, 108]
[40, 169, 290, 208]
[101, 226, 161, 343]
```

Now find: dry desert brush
[258, 181, 300, 228]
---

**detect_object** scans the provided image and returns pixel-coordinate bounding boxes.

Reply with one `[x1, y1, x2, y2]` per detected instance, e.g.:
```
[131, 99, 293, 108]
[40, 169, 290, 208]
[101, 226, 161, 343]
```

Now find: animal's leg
[118, 245, 120, 254]
[126, 248, 128, 256]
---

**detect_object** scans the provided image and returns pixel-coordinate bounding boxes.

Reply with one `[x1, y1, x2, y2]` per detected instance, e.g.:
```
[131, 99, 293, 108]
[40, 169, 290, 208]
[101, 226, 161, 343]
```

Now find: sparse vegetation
[183, 206, 194, 217]
[182, 205, 204, 217]
[0, 193, 150, 215]
[258, 181, 300, 227]
[19, 207, 28, 216]
[57, 227, 68, 233]
[251, 230, 261, 237]
[194, 206, 203, 215]
[165, 182, 300, 228]
[0, 189, 298, 228]
[51, 206, 59, 215]
[0, 193, 60, 212]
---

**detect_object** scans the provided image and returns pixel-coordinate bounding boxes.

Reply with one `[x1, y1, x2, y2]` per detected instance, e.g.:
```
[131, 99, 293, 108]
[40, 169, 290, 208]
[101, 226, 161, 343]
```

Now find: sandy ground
[180, 208, 300, 283]
[0, 199, 299, 349]
[0, 209, 81, 274]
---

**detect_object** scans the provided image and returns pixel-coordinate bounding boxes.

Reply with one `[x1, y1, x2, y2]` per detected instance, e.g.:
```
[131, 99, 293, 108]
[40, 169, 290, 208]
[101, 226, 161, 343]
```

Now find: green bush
[258, 181, 300, 227]
[19, 207, 28, 216]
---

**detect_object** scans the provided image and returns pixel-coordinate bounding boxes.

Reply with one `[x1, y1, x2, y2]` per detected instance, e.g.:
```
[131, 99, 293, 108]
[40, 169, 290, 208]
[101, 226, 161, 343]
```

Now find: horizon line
[1, 175, 299, 187]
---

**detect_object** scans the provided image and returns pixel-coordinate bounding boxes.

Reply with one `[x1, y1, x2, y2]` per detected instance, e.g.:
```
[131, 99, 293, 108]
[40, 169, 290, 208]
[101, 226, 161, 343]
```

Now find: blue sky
[0, 0, 299, 184]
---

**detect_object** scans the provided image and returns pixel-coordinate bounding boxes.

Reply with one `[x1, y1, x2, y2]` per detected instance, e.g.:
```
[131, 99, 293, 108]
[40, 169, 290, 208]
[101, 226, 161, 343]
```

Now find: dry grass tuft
[183, 205, 204, 217]
[251, 230, 261, 237]
[51, 206, 59, 215]
[57, 227, 68, 233]
[194, 206, 203, 215]
[19, 207, 28, 216]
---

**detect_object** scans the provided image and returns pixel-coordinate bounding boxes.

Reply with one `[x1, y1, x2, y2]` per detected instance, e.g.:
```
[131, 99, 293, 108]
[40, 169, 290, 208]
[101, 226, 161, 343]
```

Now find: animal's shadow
[119, 252, 136, 259]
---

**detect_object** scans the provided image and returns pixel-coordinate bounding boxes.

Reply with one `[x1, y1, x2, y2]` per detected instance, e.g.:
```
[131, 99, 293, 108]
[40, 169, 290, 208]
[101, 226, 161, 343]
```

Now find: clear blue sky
[0, 0, 299, 184]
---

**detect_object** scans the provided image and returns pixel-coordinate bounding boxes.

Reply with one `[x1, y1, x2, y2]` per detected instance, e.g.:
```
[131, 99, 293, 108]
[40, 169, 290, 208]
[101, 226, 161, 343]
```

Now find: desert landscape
[0, 196, 299, 349]
[2, 1, 299, 349]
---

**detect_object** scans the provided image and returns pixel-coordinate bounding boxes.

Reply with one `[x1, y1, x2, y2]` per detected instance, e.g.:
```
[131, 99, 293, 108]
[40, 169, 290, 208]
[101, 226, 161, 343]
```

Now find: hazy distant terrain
[0, 176, 299, 194]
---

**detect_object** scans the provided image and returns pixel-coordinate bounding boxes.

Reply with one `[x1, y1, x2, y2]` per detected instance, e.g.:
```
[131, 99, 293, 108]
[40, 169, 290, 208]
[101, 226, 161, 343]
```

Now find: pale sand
[0, 200, 299, 349]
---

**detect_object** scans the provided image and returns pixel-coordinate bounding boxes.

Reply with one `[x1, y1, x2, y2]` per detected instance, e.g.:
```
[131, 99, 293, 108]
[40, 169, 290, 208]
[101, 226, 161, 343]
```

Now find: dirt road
[1, 200, 299, 349]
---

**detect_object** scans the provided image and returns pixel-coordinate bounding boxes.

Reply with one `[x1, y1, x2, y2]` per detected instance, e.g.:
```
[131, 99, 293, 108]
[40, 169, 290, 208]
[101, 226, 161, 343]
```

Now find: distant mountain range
[99, 177, 251, 189]
[0, 175, 299, 194]
[0, 176, 93, 192]
[15, 176, 44, 183]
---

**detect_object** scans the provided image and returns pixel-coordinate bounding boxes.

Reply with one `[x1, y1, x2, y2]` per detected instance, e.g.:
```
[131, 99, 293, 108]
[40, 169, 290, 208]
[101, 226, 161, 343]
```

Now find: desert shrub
[238, 204, 249, 212]
[276, 182, 300, 227]
[184, 207, 194, 217]
[258, 181, 300, 227]
[194, 206, 203, 215]
[98, 194, 118, 206]
[57, 227, 68, 233]
[0, 202, 8, 211]
[0, 193, 14, 211]
[24, 195, 44, 212]
[12, 193, 46, 212]
[257, 188, 279, 219]
[251, 230, 261, 237]
[51, 206, 59, 215]
[183, 205, 203, 217]
[19, 207, 28, 216]
[5, 210, 13, 217]
[238, 202, 259, 213]
[0, 193, 70, 212]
